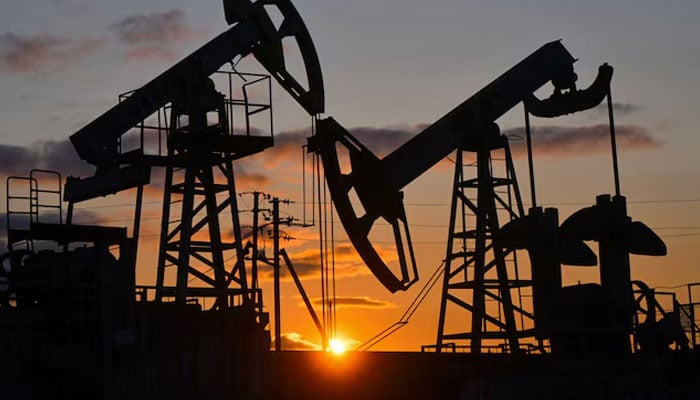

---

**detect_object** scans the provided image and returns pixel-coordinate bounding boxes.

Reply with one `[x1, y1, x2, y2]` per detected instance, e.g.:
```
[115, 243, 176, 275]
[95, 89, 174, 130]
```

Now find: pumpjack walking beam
[69, 0, 323, 171]
[66, 0, 324, 206]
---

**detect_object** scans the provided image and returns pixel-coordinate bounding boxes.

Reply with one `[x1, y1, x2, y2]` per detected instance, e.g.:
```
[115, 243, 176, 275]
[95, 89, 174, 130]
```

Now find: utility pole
[251, 191, 261, 291]
[247, 193, 313, 352]
[272, 198, 281, 351]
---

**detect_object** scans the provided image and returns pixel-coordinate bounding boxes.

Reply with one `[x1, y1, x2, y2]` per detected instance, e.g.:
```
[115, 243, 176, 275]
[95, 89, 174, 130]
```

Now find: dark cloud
[269, 129, 306, 153]
[111, 9, 203, 62]
[347, 123, 658, 159]
[233, 164, 270, 187]
[1, 208, 110, 250]
[260, 122, 657, 171]
[311, 296, 396, 309]
[111, 9, 191, 44]
[505, 124, 661, 158]
[0, 139, 93, 177]
[350, 126, 421, 156]
[260, 125, 419, 168]
[592, 102, 643, 118]
[0, 33, 104, 74]
[68, 208, 113, 226]
[257, 242, 381, 281]
[259, 247, 320, 279]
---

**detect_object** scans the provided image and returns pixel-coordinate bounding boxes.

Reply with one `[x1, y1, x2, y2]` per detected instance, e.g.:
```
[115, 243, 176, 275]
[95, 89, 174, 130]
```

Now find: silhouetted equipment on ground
[2, 0, 700, 399]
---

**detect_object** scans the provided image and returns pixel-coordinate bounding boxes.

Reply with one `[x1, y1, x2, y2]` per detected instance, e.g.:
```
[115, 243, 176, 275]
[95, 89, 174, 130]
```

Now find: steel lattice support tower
[154, 80, 271, 309]
[156, 159, 248, 307]
[435, 127, 534, 354]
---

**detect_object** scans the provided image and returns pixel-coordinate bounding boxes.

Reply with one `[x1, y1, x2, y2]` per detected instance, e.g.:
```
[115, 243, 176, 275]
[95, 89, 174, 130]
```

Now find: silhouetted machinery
[1, 0, 698, 398]
[66, 0, 323, 309]
[311, 41, 688, 355]
[1, 0, 323, 398]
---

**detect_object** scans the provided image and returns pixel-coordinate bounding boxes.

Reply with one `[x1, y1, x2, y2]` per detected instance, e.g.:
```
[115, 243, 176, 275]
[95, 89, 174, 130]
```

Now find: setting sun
[327, 338, 349, 355]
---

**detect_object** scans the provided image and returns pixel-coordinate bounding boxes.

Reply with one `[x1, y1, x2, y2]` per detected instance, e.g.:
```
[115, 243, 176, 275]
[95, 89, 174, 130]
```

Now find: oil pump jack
[62, 0, 323, 307]
[3, 0, 700, 398]
[311, 41, 673, 355]
[1, 0, 324, 398]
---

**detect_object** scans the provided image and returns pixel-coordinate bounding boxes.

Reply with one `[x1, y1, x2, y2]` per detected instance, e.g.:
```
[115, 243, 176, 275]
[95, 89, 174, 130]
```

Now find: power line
[403, 198, 700, 207]
[661, 233, 700, 238]
[62, 197, 700, 210]
[356, 261, 445, 351]
[77, 200, 163, 209]
[655, 284, 694, 290]
[654, 227, 700, 230]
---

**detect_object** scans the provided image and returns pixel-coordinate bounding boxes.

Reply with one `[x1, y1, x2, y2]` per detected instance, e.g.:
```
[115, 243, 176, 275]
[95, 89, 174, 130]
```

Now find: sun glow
[327, 337, 349, 355]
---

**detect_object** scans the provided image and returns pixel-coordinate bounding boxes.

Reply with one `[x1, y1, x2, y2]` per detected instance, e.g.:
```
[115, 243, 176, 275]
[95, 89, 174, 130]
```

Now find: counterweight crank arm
[310, 118, 419, 293]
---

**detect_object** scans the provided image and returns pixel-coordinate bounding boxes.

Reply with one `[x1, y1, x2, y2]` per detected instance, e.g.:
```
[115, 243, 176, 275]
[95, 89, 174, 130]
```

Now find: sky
[1, 0, 700, 351]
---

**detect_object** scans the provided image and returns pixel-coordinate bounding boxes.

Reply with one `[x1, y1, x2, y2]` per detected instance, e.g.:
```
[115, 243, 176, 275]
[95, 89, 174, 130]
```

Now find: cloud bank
[505, 124, 661, 158]
[258, 243, 379, 281]
[591, 102, 643, 118]
[111, 9, 197, 44]
[0, 121, 659, 184]
[1, 208, 108, 248]
[111, 9, 203, 61]
[251, 121, 659, 173]
[0, 33, 104, 74]
[0, 139, 93, 177]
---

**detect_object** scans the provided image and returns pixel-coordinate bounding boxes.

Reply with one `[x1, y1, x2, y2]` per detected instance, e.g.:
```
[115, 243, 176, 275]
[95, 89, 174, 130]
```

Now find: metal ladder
[6, 169, 62, 251]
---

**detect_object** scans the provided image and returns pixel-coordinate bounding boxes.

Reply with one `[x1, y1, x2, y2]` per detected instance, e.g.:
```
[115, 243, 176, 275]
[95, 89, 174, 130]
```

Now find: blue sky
[1, 0, 699, 350]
